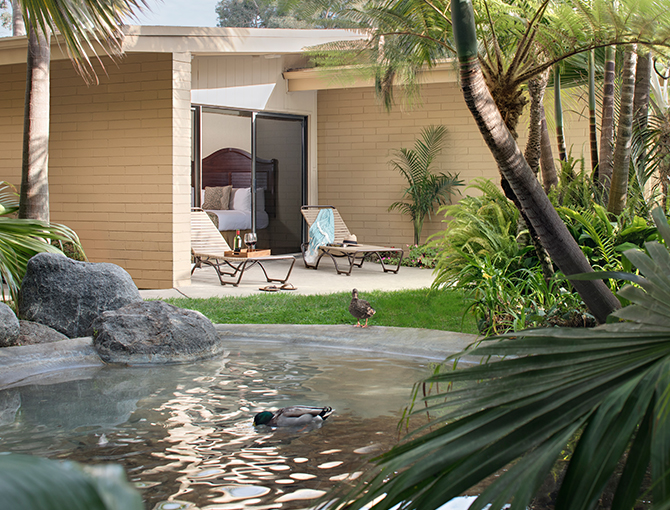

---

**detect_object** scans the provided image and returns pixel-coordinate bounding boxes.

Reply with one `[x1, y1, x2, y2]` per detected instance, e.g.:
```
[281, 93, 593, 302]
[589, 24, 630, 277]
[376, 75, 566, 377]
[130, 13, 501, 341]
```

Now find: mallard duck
[349, 288, 375, 327]
[253, 405, 334, 427]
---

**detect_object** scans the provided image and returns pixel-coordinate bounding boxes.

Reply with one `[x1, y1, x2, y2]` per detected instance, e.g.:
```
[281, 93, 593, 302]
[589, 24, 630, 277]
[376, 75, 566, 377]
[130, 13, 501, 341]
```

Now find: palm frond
[327, 207, 670, 510]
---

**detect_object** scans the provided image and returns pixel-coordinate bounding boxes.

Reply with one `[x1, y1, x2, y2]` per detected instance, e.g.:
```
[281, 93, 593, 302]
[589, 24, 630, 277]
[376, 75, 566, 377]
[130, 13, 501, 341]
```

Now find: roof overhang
[0, 25, 367, 65]
[283, 60, 459, 92]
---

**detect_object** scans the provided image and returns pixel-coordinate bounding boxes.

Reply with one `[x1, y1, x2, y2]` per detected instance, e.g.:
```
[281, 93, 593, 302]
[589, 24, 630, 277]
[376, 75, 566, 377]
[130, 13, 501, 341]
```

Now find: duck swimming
[253, 405, 333, 427]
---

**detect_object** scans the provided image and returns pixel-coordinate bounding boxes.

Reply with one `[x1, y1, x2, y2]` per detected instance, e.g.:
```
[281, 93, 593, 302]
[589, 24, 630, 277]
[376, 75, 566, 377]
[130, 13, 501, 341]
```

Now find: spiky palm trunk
[451, 0, 620, 323]
[607, 46, 637, 216]
[598, 46, 616, 195]
[19, 24, 51, 222]
[524, 70, 549, 175]
[588, 50, 598, 175]
[540, 107, 558, 192]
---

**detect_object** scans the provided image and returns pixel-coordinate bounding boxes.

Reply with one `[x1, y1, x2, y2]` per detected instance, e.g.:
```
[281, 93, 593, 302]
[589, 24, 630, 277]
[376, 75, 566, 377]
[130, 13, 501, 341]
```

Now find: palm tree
[317, 0, 670, 320]
[598, 45, 616, 193]
[607, 45, 637, 215]
[16, 0, 147, 221]
[388, 125, 463, 245]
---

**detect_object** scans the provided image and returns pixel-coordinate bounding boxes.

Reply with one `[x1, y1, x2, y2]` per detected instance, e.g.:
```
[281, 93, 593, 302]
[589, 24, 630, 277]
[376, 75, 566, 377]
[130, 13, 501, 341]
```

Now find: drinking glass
[244, 232, 257, 251]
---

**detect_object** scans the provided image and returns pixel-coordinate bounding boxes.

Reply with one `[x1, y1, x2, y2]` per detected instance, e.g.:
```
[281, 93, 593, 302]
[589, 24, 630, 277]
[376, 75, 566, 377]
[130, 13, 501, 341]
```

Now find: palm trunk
[524, 70, 550, 175]
[607, 46, 637, 216]
[540, 107, 558, 192]
[11, 0, 25, 36]
[632, 49, 651, 180]
[451, 0, 620, 323]
[19, 24, 51, 222]
[554, 67, 567, 162]
[588, 50, 598, 175]
[598, 46, 616, 195]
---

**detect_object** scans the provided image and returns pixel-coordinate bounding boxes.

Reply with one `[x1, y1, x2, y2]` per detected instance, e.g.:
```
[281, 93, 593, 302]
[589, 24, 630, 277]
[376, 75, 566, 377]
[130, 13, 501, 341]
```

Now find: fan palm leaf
[326, 207, 670, 510]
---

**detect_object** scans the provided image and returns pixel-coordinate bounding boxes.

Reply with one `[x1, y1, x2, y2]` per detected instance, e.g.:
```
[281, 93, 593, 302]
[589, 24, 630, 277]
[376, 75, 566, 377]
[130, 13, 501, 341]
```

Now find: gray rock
[91, 300, 222, 365]
[18, 253, 142, 338]
[17, 321, 69, 346]
[0, 303, 20, 347]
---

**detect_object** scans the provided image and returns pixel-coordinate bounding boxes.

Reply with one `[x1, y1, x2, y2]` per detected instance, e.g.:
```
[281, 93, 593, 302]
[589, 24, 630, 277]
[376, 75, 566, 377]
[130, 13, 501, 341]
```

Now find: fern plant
[388, 125, 463, 245]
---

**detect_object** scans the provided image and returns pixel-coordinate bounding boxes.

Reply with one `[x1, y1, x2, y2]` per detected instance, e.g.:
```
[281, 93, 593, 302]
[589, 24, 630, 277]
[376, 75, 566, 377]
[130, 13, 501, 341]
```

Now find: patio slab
[139, 255, 436, 299]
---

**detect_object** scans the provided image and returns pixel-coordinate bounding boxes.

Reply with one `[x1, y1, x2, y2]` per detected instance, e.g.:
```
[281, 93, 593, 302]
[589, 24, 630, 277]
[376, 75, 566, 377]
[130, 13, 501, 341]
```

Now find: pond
[0, 341, 441, 510]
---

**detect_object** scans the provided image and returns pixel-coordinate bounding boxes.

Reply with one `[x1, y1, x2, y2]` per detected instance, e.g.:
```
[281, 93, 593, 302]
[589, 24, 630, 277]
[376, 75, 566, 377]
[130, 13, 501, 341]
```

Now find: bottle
[233, 230, 242, 254]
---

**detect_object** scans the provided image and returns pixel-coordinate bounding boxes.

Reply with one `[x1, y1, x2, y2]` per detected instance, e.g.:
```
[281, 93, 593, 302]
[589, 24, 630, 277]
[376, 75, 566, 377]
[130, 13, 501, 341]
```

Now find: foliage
[324, 206, 670, 510]
[0, 182, 85, 307]
[18, 0, 147, 83]
[372, 244, 440, 269]
[0, 453, 143, 510]
[388, 125, 463, 245]
[165, 289, 478, 334]
[216, 0, 360, 28]
[431, 178, 520, 291]
[430, 176, 659, 334]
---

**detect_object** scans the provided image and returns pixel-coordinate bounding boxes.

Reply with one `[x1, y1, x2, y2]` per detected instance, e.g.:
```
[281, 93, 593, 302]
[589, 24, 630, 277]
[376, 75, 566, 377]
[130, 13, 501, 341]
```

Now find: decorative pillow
[220, 185, 233, 210]
[202, 186, 231, 210]
[231, 188, 252, 211]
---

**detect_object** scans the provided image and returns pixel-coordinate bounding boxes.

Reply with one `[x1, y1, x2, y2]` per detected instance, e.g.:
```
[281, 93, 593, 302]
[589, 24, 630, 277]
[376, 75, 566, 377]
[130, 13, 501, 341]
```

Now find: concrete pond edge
[0, 324, 482, 390]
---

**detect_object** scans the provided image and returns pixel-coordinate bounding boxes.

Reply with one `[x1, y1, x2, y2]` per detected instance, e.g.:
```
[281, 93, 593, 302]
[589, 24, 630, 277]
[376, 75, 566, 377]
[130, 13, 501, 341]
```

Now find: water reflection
[0, 342, 429, 509]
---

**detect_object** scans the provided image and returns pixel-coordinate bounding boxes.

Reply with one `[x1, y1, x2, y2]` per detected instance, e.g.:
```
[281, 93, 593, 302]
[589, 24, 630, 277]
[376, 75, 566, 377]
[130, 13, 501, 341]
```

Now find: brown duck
[349, 288, 375, 327]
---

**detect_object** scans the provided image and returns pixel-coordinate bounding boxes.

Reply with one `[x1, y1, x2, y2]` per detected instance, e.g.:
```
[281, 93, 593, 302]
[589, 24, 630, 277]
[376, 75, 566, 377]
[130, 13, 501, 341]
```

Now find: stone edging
[0, 325, 482, 390]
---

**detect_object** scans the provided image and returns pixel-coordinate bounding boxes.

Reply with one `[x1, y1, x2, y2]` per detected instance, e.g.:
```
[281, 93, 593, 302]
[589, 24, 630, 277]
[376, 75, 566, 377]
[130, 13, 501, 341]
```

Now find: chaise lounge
[191, 209, 295, 286]
[300, 205, 403, 275]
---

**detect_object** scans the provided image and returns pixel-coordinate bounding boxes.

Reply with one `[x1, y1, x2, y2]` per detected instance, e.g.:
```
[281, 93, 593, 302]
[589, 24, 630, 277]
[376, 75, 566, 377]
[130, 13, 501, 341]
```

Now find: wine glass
[244, 232, 257, 251]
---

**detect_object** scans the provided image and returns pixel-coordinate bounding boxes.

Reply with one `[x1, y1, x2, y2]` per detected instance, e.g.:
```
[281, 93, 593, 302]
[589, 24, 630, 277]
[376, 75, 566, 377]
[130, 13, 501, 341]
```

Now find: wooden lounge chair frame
[300, 205, 403, 275]
[191, 209, 295, 286]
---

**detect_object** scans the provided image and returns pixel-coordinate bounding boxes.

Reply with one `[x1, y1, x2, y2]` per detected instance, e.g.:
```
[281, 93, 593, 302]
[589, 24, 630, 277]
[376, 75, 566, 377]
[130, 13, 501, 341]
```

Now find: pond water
[0, 341, 440, 510]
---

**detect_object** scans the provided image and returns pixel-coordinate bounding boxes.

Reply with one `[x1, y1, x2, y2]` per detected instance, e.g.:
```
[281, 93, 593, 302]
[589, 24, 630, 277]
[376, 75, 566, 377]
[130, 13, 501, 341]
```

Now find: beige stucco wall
[0, 51, 190, 289]
[316, 81, 592, 248]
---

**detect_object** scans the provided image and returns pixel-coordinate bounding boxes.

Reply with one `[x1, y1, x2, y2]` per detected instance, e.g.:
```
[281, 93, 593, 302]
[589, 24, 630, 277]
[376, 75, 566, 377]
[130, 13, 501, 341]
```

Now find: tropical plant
[323, 206, 670, 510]
[451, 0, 621, 323]
[388, 125, 463, 245]
[0, 182, 84, 306]
[17, 0, 147, 221]
[431, 178, 521, 290]
[0, 453, 143, 510]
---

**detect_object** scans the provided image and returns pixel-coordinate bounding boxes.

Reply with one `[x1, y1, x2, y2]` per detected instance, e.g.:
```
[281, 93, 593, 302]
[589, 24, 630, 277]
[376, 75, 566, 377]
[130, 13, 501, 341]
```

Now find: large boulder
[0, 303, 20, 347]
[18, 253, 142, 338]
[90, 300, 222, 365]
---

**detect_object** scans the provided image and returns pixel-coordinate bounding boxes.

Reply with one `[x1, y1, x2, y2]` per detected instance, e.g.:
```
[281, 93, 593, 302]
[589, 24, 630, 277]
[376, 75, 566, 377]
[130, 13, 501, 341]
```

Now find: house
[0, 26, 592, 289]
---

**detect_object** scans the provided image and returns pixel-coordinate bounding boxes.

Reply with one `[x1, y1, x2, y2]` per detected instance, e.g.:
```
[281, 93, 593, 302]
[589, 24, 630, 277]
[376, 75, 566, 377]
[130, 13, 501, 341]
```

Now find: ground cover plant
[166, 288, 478, 334]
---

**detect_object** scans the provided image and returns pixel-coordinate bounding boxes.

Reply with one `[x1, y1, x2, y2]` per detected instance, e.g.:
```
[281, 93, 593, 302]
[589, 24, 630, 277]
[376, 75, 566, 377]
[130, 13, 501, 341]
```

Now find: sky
[0, 0, 220, 37]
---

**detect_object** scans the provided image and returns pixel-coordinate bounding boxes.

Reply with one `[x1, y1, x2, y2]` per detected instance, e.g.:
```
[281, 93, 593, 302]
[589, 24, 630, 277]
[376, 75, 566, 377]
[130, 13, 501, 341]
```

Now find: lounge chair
[300, 205, 403, 275]
[191, 209, 295, 286]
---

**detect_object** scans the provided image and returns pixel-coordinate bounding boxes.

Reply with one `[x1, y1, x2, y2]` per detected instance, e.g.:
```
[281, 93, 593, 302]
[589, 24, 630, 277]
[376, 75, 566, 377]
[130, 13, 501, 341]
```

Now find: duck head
[253, 411, 274, 426]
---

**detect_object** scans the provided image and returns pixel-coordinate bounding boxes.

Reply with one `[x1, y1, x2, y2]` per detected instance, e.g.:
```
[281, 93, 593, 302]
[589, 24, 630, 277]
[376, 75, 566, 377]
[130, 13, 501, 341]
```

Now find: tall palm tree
[598, 45, 616, 194]
[607, 45, 637, 215]
[16, 0, 147, 221]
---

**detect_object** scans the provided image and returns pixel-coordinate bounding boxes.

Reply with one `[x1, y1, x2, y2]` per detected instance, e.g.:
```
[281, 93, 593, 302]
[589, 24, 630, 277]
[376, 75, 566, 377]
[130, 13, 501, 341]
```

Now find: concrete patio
[139, 254, 437, 299]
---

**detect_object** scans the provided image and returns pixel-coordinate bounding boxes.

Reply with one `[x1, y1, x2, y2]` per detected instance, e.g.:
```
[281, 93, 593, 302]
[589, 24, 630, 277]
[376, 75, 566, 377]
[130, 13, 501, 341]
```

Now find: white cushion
[231, 188, 251, 211]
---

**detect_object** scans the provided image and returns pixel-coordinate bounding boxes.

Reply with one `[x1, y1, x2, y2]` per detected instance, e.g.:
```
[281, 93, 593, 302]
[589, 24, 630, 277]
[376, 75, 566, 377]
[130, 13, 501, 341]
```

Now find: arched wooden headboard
[193, 148, 277, 217]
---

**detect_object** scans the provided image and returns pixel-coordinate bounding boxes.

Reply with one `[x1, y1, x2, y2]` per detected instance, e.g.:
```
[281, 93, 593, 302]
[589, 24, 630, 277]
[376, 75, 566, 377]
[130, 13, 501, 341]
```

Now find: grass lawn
[166, 288, 478, 334]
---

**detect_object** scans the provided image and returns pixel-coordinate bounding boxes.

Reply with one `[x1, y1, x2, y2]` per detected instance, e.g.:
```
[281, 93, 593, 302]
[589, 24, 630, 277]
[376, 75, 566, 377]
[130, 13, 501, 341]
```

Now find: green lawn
[166, 288, 477, 333]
